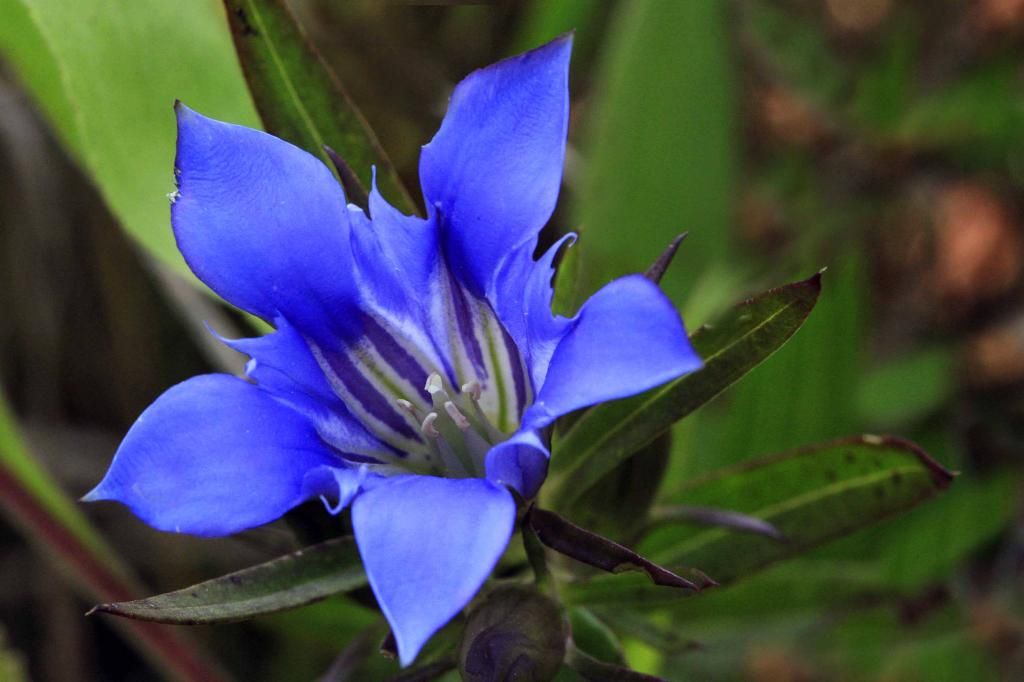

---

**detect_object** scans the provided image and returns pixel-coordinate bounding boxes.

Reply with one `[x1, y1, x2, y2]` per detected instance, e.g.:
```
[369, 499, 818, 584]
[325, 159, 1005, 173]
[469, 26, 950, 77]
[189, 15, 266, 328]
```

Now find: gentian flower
[85, 36, 701, 665]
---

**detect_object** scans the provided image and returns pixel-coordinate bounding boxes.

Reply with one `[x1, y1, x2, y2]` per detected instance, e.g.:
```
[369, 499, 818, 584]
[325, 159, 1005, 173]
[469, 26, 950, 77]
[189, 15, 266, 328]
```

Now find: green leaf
[223, 0, 415, 212]
[568, 608, 626, 665]
[547, 273, 822, 509]
[551, 237, 582, 317]
[90, 536, 366, 624]
[571, 0, 738, 308]
[673, 248, 865, 482]
[0, 390, 226, 679]
[823, 471, 1015, 590]
[565, 436, 953, 606]
[855, 347, 955, 427]
[0, 0, 260, 283]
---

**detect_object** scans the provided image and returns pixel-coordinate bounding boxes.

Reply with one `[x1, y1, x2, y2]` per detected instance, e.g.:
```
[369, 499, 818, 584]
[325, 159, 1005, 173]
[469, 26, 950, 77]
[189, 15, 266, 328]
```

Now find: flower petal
[352, 476, 516, 665]
[84, 374, 340, 536]
[364, 178, 439, 312]
[492, 234, 575, 389]
[523, 274, 703, 428]
[485, 429, 550, 499]
[217, 319, 399, 464]
[216, 317, 338, 410]
[302, 464, 381, 514]
[172, 104, 357, 339]
[419, 36, 571, 294]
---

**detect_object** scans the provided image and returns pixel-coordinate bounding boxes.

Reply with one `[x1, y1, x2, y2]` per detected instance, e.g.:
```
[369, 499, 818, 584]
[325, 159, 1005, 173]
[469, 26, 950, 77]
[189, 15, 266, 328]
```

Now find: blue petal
[523, 274, 703, 428]
[485, 429, 550, 499]
[419, 36, 571, 294]
[216, 317, 338, 410]
[492, 234, 575, 390]
[172, 104, 358, 339]
[352, 476, 516, 665]
[303, 464, 379, 515]
[216, 319, 396, 463]
[364, 177, 439, 311]
[84, 375, 340, 536]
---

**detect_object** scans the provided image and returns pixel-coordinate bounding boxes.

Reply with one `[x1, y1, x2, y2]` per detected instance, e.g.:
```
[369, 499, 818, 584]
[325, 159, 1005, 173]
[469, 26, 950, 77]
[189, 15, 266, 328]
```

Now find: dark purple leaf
[525, 507, 715, 592]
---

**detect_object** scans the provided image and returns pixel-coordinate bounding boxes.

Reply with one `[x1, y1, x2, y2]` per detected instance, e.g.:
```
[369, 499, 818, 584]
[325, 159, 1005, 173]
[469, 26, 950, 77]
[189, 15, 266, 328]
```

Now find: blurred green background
[1, 0, 1023, 679]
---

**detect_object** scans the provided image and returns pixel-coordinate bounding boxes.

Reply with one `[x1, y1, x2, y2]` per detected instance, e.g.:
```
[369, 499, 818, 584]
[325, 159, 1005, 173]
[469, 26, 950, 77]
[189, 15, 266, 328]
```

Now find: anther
[461, 381, 482, 401]
[444, 401, 471, 430]
[425, 373, 445, 395]
[396, 399, 415, 413]
[421, 412, 440, 438]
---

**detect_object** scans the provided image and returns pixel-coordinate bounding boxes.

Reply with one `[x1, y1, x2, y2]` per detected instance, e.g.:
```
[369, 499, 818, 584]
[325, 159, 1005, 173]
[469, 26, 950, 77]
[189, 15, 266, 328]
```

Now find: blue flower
[85, 36, 701, 665]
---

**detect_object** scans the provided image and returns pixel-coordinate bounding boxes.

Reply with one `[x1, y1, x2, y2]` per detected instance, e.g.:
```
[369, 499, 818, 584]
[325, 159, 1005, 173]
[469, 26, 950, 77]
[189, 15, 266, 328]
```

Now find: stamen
[464, 393, 504, 444]
[444, 401, 471, 430]
[436, 435, 472, 477]
[396, 398, 415, 413]
[421, 412, 440, 438]
[461, 380, 482, 401]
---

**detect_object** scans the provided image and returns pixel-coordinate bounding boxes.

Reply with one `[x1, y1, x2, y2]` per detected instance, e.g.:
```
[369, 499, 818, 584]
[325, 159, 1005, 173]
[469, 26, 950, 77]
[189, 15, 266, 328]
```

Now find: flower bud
[459, 586, 567, 682]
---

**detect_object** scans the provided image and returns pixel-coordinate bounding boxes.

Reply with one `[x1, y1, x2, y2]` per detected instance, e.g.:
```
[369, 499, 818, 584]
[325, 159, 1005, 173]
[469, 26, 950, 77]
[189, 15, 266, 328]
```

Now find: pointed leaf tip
[644, 233, 688, 284]
[551, 273, 824, 507]
[89, 537, 365, 624]
[222, 0, 415, 212]
[323, 144, 369, 209]
[525, 506, 712, 593]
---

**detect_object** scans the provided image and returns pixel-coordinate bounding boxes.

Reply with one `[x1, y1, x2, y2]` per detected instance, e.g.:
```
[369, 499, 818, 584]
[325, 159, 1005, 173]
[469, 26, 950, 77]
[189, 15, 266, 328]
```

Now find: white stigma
[425, 372, 445, 396]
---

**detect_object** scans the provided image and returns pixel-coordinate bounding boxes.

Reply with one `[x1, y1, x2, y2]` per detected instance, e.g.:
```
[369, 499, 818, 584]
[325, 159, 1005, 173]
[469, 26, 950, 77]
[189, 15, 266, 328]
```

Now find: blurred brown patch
[930, 181, 1022, 315]
[965, 314, 1024, 387]
[970, 600, 1023, 661]
[754, 86, 829, 148]
[746, 646, 819, 682]
[826, 0, 892, 33]
[739, 191, 791, 253]
[978, 0, 1024, 32]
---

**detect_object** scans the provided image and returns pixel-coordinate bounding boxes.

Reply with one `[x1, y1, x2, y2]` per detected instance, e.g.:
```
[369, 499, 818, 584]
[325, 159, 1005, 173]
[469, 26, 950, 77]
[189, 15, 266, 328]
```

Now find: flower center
[304, 256, 532, 479]
[394, 373, 504, 478]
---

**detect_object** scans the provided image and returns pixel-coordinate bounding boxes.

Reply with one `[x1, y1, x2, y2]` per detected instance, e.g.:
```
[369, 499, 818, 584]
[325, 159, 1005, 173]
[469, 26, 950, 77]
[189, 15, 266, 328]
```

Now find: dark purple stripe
[323, 350, 421, 444]
[337, 451, 386, 465]
[361, 315, 430, 395]
[445, 265, 487, 374]
[499, 320, 530, 418]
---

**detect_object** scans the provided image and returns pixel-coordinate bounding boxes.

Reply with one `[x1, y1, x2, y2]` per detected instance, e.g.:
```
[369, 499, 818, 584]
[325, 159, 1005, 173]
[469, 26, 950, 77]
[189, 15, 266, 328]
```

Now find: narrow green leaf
[0, 390, 226, 680]
[90, 536, 366, 624]
[565, 436, 953, 607]
[0, 0, 260, 282]
[552, 237, 582, 317]
[548, 273, 822, 508]
[572, 0, 737, 308]
[223, 0, 415, 212]
[855, 347, 955, 427]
